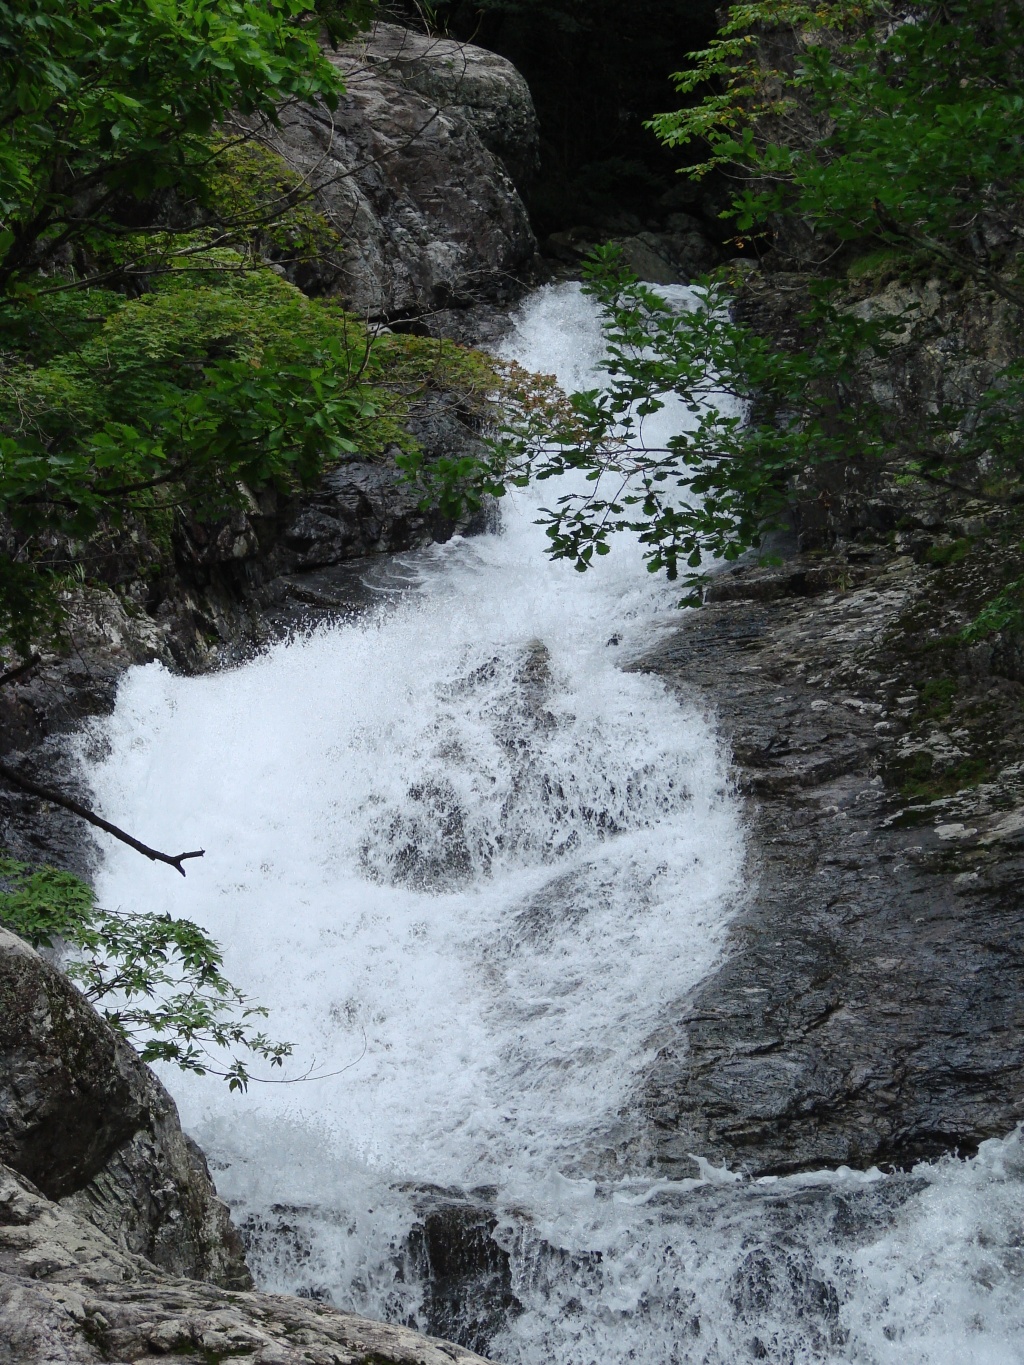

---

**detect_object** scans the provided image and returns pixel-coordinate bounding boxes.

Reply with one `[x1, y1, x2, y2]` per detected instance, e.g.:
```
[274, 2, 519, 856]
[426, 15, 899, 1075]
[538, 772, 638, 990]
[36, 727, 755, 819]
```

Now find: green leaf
[0, 853, 292, 1086]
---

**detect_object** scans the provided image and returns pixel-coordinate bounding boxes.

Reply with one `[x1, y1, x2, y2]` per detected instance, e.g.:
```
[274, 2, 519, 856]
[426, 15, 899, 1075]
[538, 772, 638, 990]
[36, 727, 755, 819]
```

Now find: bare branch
[0, 761, 204, 876]
[197, 1026, 369, 1086]
[0, 654, 42, 688]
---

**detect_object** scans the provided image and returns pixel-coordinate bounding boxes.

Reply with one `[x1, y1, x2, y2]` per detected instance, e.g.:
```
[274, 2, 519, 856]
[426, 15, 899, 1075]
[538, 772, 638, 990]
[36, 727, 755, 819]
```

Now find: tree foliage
[0, 262, 385, 650]
[651, 0, 1024, 290]
[405, 248, 900, 585]
[0, 0, 394, 655]
[414, 0, 1024, 612]
[0, 0, 364, 290]
[0, 856, 291, 1088]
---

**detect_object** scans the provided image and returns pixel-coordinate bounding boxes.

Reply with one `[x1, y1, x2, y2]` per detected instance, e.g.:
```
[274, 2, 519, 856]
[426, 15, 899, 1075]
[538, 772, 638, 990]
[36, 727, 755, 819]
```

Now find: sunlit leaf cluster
[0, 261, 381, 651]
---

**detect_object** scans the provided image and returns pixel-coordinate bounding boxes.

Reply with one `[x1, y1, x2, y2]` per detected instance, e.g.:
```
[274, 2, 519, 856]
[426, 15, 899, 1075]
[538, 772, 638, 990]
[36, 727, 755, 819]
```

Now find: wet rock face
[404, 1189, 520, 1355]
[636, 534, 1024, 1176]
[0, 587, 170, 873]
[352, 23, 540, 194]
[545, 221, 722, 285]
[622, 254, 1024, 1178]
[274, 454, 462, 574]
[239, 1187, 521, 1359]
[0, 930, 250, 1288]
[0, 1162, 496, 1365]
[264, 24, 537, 319]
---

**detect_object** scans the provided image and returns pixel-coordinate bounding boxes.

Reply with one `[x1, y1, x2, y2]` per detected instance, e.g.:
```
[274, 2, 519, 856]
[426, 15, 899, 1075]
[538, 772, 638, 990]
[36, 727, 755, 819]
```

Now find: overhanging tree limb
[0, 761, 204, 876]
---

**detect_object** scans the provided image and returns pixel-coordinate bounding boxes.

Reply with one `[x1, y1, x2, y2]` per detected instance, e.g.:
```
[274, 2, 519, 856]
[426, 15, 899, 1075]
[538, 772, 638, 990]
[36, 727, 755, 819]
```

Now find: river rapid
[82, 284, 1024, 1364]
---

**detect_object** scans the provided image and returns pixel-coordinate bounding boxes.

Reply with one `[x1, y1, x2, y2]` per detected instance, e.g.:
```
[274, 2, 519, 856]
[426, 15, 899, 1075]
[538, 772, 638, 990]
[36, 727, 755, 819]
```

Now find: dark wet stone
[404, 1189, 521, 1356]
[634, 542, 1024, 1176]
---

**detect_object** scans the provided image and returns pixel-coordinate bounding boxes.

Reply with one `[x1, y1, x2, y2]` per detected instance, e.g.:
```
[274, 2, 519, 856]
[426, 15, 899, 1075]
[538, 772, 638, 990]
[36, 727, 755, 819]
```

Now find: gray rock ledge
[635, 544, 1024, 1176]
[0, 1162, 493, 1365]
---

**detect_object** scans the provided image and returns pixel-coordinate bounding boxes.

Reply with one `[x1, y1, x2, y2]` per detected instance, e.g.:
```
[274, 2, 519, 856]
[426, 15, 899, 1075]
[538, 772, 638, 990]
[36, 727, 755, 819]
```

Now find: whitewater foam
[81, 283, 1024, 1364]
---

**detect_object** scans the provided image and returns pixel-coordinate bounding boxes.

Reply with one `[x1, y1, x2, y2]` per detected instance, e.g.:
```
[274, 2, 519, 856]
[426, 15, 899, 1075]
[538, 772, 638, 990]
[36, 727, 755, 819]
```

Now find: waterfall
[82, 283, 1024, 1364]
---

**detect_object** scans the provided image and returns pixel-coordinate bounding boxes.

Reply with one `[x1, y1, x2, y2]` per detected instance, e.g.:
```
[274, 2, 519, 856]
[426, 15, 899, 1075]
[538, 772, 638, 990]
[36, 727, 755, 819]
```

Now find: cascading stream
[82, 284, 1024, 1364]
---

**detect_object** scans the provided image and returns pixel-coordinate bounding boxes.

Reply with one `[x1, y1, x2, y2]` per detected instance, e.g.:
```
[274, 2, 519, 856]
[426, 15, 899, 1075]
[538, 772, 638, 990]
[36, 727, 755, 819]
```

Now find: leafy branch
[403, 1, 1024, 636]
[0, 856, 290, 1089]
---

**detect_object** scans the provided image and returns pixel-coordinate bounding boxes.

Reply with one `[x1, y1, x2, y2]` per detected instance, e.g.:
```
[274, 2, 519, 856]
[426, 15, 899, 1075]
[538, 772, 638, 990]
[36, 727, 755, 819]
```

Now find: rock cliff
[350, 23, 539, 194]
[639, 531, 1024, 1174]
[263, 22, 537, 319]
[631, 263, 1024, 1174]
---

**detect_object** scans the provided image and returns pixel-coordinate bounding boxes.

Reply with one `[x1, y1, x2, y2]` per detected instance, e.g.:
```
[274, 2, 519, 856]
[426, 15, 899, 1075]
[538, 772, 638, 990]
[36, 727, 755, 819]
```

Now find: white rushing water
[82, 284, 1024, 1364]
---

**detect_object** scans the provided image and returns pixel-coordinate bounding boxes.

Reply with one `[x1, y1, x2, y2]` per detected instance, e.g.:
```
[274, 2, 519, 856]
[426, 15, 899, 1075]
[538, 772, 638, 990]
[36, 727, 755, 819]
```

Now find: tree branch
[873, 201, 1024, 311]
[0, 761, 204, 876]
[0, 654, 42, 688]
